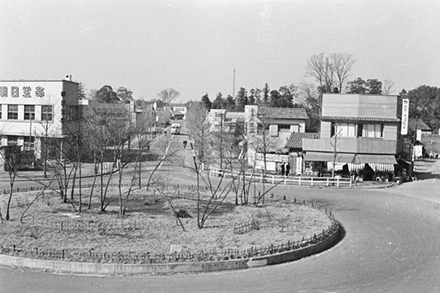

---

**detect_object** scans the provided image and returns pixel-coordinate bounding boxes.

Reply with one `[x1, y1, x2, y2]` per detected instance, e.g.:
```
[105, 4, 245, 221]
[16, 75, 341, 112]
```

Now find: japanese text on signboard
[0, 86, 45, 98]
[401, 99, 409, 135]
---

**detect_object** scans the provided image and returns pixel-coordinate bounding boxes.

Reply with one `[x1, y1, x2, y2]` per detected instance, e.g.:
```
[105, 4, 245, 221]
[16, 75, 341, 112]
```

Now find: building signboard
[296, 156, 302, 175]
[401, 99, 409, 135]
[0, 84, 45, 98]
[416, 129, 422, 141]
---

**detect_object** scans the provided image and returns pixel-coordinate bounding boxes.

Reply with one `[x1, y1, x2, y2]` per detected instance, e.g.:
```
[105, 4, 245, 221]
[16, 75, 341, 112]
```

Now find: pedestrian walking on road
[285, 163, 290, 176]
[280, 163, 285, 176]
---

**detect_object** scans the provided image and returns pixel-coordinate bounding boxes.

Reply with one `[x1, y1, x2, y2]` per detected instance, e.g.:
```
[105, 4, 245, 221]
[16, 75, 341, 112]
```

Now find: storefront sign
[0, 85, 45, 98]
[401, 99, 409, 135]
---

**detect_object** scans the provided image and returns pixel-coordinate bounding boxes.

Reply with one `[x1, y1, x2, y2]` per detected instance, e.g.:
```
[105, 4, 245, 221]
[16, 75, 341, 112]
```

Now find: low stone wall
[0, 222, 341, 275]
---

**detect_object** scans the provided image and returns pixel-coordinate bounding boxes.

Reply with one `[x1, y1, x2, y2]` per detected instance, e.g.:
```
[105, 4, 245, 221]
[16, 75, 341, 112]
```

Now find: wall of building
[0, 80, 79, 140]
[383, 123, 399, 140]
[322, 94, 399, 119]
[320, 121, 332, 138]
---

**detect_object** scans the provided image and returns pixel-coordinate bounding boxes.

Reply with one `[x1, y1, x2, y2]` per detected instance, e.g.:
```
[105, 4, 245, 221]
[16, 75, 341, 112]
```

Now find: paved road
[2, 137, 440, 292]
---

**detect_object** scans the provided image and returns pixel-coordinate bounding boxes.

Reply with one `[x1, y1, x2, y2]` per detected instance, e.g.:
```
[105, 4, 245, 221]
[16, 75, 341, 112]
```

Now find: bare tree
[330, 53, 355, 93]
[330, 124, 344, 178]
[306, 52, 355, 93]
[158, 88, 180, 106]
[186, 102, 208, 165]
[306, 53, 329, 91]
[382, 79, 395, 95]
[247, 106, 280, 204]
[0, 146, 20, 220]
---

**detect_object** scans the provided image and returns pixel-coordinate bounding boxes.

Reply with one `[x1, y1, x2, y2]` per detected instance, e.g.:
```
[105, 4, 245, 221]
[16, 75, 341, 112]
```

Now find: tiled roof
[285, 132, 319, 149]
[409, 118, 431, 131]
[320, 116, 400, 123]
[259, 107, 308, 120]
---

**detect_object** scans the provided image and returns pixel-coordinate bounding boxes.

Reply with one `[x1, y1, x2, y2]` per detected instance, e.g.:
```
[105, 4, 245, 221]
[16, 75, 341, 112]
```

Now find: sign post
[401, 99, 409, 135]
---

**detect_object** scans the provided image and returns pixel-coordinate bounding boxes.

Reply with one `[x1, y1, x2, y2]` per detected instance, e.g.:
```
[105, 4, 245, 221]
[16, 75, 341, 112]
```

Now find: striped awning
[348, 163, 365, 172]
[369, 163, 395, 172]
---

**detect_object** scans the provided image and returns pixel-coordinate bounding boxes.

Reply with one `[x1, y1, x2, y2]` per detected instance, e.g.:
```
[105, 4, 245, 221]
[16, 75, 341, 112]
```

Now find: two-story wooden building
[302, 94, 404, 180]
[244, 105, 308, 172]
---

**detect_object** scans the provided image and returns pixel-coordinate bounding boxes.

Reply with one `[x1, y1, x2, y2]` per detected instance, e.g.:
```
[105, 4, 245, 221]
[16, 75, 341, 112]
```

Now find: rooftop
[320, 116, 400, 123]
[259, 107, 308, 120]
[285, 132, 319, 149]
[409, 118, 431, 131]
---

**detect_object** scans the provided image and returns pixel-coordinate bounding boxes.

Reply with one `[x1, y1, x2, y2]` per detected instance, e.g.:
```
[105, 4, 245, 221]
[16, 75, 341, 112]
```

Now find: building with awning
[302, 94, 404, 179]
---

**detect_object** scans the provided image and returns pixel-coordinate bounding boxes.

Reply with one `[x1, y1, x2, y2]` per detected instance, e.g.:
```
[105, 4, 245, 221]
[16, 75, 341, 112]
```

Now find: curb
[0, 224, 342, 275]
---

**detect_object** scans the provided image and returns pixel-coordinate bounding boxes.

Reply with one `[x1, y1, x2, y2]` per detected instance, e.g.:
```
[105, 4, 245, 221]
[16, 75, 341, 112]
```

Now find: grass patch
[0, 187, 333, 260]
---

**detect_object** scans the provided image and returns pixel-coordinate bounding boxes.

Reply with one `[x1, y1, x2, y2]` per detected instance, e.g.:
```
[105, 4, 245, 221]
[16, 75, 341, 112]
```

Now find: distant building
[409, 118, 431, 136]
[205, 105, 309, 172]
[244, 105, 308, 172]
[165, 103, 187, 120]
[81, 100, 136, 125]
[284, 132, 319, 175]
[0, 79, 79, 165]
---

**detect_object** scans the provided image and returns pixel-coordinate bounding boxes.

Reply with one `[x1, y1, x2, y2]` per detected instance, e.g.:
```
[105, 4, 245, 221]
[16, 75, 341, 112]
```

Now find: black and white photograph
[1, 0, 440, 292]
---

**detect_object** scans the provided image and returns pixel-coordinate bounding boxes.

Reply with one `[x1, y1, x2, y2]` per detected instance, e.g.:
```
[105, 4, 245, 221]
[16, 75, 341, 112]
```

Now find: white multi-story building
[0, 79, 79, 160]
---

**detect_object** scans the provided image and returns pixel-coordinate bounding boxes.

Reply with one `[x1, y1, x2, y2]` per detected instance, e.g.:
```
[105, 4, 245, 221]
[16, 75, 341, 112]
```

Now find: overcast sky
[1, 0, 440, 102]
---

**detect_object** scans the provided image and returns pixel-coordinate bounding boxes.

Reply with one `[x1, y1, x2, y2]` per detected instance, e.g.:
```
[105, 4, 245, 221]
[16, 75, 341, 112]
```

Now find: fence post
[311, 177, 313, 186]
[326, 178, 329, 186]
[298, 177, 301, 186]
[337, 177, 340, 187]
[272, 176, 274, 184]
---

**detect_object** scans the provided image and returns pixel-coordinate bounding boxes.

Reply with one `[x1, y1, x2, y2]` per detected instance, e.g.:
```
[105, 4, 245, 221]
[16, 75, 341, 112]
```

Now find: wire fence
[3, 183, 212, 196]
[0, 199, 340, 264]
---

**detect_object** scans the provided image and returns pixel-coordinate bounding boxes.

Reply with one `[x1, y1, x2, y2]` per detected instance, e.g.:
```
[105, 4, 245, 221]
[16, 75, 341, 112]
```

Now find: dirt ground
[0, 186, 332, 260]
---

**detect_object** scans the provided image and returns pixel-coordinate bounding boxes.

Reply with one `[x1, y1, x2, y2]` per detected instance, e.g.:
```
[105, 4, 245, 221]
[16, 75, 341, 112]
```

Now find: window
[24, 105, 35, 120]
[362, 124, 383, 138]
[41, 105, 53, 121]
[7, 136, 18, 146]
[335, 123, 356, 137]
[8, 105, 18, 120]
[24, 136, 35, 150]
